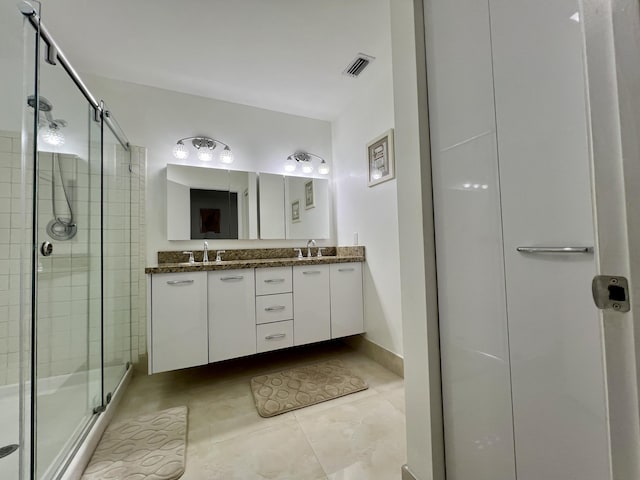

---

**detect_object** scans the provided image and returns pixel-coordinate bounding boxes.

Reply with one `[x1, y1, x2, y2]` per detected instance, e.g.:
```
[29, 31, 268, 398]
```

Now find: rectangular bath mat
[251, 359, 368, 417]
[81, 405, 187, 480]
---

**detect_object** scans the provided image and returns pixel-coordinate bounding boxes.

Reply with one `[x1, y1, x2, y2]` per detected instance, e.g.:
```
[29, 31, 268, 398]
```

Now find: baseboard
[342, 335, 404, 377]
[402, 464, 418, 480]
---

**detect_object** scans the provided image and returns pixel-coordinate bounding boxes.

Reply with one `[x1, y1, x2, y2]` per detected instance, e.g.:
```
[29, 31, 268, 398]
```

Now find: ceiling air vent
[342, 53, 375, 78]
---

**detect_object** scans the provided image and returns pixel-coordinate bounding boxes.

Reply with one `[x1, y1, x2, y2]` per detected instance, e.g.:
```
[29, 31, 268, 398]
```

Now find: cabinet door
[151, 272, 208, 373]
[330, 262, 364, 338]
[293, 265, 330, 345]
[208, 269, 256, 362]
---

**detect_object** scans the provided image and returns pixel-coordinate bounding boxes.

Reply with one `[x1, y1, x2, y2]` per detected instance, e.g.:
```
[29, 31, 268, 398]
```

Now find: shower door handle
[40, 241, 53, 256]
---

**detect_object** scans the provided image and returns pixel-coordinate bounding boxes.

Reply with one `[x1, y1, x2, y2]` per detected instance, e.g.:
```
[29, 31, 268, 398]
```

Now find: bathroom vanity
[145, 248, 364, 374]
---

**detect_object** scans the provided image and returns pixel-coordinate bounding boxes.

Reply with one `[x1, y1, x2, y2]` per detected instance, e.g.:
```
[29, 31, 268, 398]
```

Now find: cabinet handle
[220, 276, 244, 281]
[166, 280, 194, 285]
[302, 271, 321, 275]
[265, 305, 286, 312]
[265, 333, 286, 340]
[264, 278, 285, 283]
[338, 268, 355, 272]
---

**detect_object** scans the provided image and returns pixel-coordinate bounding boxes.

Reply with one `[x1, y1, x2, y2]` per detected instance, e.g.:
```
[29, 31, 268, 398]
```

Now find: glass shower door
[33, 37, 102, 479]
[102, 115, 131, 402]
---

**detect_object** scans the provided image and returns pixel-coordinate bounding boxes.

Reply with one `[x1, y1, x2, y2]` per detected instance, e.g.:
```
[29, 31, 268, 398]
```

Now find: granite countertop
[145, 255, 365, 274]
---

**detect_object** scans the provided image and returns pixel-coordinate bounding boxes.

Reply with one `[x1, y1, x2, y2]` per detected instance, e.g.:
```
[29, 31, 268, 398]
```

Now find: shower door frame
[21, 5, 133, 479]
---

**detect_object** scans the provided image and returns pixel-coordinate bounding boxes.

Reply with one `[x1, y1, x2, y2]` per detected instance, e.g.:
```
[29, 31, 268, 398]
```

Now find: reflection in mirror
[285, 176, 330, 239]
[258, 173, 285, 239]
[166, 164, 258, 240]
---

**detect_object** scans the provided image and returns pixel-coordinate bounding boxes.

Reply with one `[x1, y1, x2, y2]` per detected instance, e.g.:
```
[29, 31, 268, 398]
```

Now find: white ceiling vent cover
[342, 53, 376, 78]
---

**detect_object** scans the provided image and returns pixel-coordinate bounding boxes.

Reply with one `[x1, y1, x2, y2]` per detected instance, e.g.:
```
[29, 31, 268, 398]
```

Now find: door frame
[582, 0, 640, 477]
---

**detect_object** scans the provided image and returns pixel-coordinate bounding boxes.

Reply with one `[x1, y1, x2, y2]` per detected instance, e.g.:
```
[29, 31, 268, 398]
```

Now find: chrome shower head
[27, 95, 53, 112]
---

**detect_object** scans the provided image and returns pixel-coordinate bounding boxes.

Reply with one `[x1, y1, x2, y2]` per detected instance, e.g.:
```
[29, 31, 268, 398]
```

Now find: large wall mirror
[167, 164, 258, 240]
[166, 164, 330, 241]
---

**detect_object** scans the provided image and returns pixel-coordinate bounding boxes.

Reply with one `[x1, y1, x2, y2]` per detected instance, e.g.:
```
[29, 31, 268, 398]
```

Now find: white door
[490, 0, 610, 478]
[330, 263, 364, 338]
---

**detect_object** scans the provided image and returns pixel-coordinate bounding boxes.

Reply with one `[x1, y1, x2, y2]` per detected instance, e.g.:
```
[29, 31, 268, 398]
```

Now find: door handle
[166, 280, 194, 285]
[264, 279, 285, 283]
[265, 333, 286, 340]
[265, 305, 286, 312]
[302, 271, 322, 275]
[516, 246, 592, 254]
[220, 276, 244, 281]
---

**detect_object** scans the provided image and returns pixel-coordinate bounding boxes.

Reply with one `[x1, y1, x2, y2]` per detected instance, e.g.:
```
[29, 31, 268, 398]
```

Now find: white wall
[331, 63, 403, 355]
[83, 75, 335, 264]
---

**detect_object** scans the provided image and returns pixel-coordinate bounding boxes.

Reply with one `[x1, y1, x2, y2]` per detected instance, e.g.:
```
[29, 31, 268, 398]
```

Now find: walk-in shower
[1, 2, 137, 478]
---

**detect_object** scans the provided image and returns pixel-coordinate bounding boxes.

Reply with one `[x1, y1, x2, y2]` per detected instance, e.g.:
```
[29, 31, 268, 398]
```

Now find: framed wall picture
[304, 179, 315, 209]
[291, 200, 301, 223]
[367, 128, 395, 187]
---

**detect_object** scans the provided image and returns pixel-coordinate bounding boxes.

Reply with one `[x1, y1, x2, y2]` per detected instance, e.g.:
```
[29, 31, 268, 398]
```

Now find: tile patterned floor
[113, 342, 406, 479]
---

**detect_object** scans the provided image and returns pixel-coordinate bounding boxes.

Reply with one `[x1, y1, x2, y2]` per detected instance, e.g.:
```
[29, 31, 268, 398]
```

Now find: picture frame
[367, 128, 395, 187]
[291, 200, 301, 223]
[304, 179, 315, 209]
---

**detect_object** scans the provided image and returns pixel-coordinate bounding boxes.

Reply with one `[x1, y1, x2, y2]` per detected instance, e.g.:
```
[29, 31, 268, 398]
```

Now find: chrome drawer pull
[265, 305, 286, 312]
[302, 271, 321, 275]
[167, 280, 194, 285]
[264, 278, 285, 283]
[221, 276, 244, 281]
[516, 246, 592, 254]
[338, 268, 355, 272]
[265, 333, 286, 340]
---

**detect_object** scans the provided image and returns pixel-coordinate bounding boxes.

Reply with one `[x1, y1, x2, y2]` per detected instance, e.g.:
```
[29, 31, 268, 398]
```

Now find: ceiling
[41, 0, 393, 121]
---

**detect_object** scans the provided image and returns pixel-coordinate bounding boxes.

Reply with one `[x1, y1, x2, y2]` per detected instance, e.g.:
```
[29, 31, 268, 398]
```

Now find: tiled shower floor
[112, 342, 406, 479]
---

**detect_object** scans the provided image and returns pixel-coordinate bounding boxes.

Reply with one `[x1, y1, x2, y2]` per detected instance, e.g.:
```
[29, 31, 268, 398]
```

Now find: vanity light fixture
[172, 136, 234, 164]
[284, 152, 330, 175]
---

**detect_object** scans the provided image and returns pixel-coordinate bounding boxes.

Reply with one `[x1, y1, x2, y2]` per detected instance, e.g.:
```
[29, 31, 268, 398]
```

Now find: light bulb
[284, 157, 297, 172]
[197, 147, 213, 162]
[173, 142, 189, 159]
[371, 169, 383, 180]
[318, 160, 330, 175]
[301, 161, 314, 174]
[219, 147, 234, 164]
[41, 124, 64, 146]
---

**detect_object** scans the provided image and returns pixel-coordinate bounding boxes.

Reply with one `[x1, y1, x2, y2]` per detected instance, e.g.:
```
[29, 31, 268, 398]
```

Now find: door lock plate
[592, 275, 630, 312]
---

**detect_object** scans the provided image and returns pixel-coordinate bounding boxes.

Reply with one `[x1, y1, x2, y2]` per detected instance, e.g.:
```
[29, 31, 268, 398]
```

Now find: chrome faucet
[203, 241, 209, 262]
[306, 239, 316, 258]
[294, 248, 303, 260]
[183, 251, 195, 264]
[215, 250, 226, 262]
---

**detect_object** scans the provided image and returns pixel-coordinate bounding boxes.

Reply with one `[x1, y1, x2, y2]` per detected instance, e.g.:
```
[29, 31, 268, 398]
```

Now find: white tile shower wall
[130, 146, 147, 362]
[0, 130, 147, 386]
[0, 130, 22, 386]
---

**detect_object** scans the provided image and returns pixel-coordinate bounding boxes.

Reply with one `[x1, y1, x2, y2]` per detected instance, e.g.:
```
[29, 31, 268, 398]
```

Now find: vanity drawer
[256, 320, 294, 353]
[255, 267, 292, 295]
[256, 293, 293, 324]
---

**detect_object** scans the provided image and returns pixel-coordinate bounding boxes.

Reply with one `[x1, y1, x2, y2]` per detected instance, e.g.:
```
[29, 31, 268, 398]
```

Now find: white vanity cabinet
[208, 269, 256, 362]
[148, 260, 365, 373]
[293, 264, 331, 346]
[149, 272, 208, 373]
[330, 262, 364, 338]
